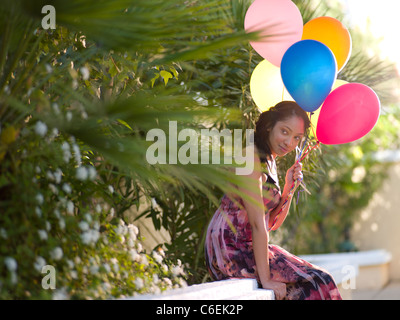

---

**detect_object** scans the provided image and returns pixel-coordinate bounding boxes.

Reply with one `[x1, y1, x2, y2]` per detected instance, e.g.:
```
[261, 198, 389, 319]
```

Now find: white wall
[351, 163, 400, 281]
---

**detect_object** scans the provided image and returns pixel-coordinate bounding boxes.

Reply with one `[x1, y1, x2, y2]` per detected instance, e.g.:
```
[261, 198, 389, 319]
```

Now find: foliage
[0, 0, 256, 298]
[0, 117, 187, 299]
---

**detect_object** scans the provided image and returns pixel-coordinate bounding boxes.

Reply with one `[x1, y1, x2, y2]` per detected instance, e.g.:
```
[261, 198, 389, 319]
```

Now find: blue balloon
[281, 40, 337, 112]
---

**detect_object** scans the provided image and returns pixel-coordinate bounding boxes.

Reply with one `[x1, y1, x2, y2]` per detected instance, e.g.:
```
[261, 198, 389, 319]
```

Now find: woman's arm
[268, 162, 302, 231]
[238, 150, 286, 299]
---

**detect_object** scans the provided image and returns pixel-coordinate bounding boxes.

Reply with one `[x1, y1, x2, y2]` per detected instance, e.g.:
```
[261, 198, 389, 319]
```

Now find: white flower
[45, 64, 53, 73]
[163, 277, 172, 287]
[81, 229, 100, 245]
[53, 209, 61, 219]
[33, 256, 46, 272]
[66, 111, 73, 122]
[134, 278, 144, 290]
[59, 218, 65, 230]
[62, 183, 71, 194]
[72, 143, 81, 166]
[35, 206, 42, 218]
[0, 228, 7, 239]
[34, 121, 47, 137]
[52, 288, 69, 300]
[53, 168, 62, 184]
[127, 238, 135, 248]
[50, 127, 59, 139]
[171, 265, 182, 276]
[61, 142, 71, 163]
[69, 270, 78, 280]
[66, 200, 74, 215]
[90, 265, 99, 275]
[4, 257, 17, 272]
[79, 221, 89, 231]
[127, 224, 139, 241]
[87, 166, 97, 180]
[129, 249, 139, 262]
[35, 193, 44, 205]
[49, 183, 58, 195]
[46, 170, 54, 181]
[80, 67, 89, 80]
[50, 247, 63, 261]
[108, 185, 114, 194]
[38, 230, 48, 241]
[76, 166, 88, 181]
[140, 255, 148, 267]
[66, 259, 74, 269]
[152, 251, 163, 264]
[103, 263, 111, 274]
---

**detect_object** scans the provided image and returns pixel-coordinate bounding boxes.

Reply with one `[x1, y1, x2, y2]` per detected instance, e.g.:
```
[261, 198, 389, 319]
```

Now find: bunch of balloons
[245, 0, 380, 145]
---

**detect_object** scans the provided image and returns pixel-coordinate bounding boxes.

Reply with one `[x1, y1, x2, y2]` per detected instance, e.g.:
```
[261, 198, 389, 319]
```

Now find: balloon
[250, 60, 293, 112]
[302, 16, 352, 72]
[281, 40, 337, 112]
[316, 83, 380, 145]
[310, 79, 348, 130]
[244, 0, 303, 67]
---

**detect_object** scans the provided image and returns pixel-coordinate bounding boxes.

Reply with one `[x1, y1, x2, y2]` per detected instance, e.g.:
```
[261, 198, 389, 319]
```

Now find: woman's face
[268, 115, 305, 158]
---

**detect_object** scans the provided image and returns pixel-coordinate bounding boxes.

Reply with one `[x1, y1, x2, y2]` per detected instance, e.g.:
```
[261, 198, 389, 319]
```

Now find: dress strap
[265, 173, 280, 191]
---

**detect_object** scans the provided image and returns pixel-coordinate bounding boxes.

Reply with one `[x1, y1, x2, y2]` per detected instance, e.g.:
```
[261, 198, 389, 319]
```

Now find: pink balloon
[316, 83, 381, 145]
[244, 0, 303, 67]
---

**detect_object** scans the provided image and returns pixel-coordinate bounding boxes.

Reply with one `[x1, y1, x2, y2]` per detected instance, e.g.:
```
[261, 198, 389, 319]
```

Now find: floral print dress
[204, 174, 342, 300]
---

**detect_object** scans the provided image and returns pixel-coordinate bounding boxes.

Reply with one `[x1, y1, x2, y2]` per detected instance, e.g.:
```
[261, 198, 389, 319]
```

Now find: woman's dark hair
[254, 101, 311, 163]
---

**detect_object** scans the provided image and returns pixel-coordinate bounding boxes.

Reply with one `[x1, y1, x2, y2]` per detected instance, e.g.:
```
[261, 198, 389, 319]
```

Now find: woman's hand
[285, 162, 303, 189]
[261, 279, 287, 300]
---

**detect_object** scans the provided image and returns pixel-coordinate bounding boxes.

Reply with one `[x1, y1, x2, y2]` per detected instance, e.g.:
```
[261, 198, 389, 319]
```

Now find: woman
[205, 101, 342, 300]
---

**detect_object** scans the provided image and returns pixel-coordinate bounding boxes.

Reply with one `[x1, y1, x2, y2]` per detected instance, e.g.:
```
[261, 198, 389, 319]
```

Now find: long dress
[204, 174, 342, 300]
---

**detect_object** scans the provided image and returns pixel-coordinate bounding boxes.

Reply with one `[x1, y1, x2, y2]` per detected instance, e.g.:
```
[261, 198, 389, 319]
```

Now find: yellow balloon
[310, 79, 348, 134]
[250, 59, 293, 112]
[302, 16, 352, 72]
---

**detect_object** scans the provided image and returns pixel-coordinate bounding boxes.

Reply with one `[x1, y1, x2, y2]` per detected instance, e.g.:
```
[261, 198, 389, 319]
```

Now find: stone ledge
[300, 249, 392, 292]
[126, 278, 274, 300]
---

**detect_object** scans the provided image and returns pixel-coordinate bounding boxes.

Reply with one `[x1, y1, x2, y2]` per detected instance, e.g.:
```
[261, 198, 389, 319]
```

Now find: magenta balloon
[316, 83, 381, 144]
[244, 0, 303, 67]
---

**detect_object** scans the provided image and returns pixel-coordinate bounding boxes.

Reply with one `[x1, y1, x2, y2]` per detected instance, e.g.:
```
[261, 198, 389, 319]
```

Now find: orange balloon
[302, 17, 352, 72]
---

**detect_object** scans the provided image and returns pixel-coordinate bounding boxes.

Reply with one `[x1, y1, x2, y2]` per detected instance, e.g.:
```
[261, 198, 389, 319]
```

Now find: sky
[340, 0, 400, 71]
